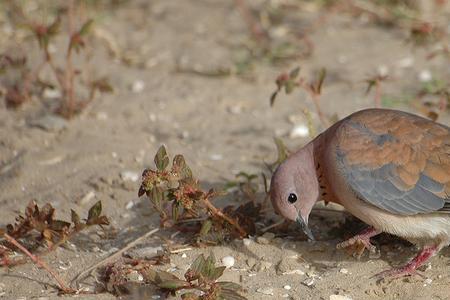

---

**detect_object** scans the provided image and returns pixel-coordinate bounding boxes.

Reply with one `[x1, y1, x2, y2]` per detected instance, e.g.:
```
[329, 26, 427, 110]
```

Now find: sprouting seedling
[2, 2, 113, 118]
[139, 146, 247, 238]
[1, 200, 109, 266]
[270, 66, 330, 127]
[154, 253, 247, 299]
[365, 74, 388, 108]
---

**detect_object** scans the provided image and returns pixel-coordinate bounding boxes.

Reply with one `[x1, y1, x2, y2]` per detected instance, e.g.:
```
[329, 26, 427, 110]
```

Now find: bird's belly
[339, 194, 450, 247]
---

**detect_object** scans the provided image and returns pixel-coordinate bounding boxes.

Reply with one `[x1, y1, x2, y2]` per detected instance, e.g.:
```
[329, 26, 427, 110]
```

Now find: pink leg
[375, 245, 437, 279]
[337, 227, 381, 259]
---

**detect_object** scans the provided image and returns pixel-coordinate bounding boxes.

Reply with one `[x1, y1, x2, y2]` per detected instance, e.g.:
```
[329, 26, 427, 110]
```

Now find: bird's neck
[311, 132, 341, 205]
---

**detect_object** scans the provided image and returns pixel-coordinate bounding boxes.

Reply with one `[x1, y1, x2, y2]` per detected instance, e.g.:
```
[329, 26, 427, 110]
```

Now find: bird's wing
[334, 109, 450, 215]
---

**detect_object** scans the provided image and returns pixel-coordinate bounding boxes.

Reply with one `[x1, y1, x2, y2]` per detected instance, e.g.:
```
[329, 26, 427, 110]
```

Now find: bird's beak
[296, 215, 315, 241]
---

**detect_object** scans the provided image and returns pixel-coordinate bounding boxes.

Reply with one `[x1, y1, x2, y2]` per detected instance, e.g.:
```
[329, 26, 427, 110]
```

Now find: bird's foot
[336, 227, 381, 259]
[373, 245, 437, 280]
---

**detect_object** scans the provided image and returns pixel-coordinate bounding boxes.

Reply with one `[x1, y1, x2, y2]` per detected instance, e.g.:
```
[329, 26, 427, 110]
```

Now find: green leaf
[173, 155, 192, 179]
[315, 68, 326, 94]
[172, 202, 180, 222]
[199, 220, 212, 237]
[87, 201, 102, 220]
[157, 279, 190, 290]
[71, 209, 80, 226]
[217, 281, 243, 290]
[209, 266, 226, 281]
[79, 19, 94, 36]
[289, 66, 300, 79]
[155, 271, 189, 290]
[202, 253, 216, 279]
[218, 288, 248, 300]
[269, 90, 278, 107]
[151, 186, 165, 212]
[189, 254, 206, 277]
[49, 220, 71, 231]
[284, 79, 295, 94]
[154, 145, 169, 171]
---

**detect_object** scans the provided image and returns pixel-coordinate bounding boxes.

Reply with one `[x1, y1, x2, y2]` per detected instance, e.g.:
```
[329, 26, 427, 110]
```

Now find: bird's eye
[287, 193, 297, 204]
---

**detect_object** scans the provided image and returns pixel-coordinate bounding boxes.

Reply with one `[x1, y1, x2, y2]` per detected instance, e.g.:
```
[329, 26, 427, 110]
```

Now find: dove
[270, 108, 450, 278]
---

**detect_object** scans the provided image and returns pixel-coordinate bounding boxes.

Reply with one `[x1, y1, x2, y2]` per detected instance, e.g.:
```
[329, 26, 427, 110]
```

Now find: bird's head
[269, 145, 319, 240]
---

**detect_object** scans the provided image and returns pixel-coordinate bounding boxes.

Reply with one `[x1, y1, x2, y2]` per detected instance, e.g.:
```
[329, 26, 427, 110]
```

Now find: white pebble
[339, 268, 349, 274]
[302, 277, 315, 287]
[282, 294, 290, 298]
[282, 269, 305, 275]
[120, 171, 140, 182]
[424, 278, 433, 285]
[125, 201, 135, 210]
[243, 238, 252, 246]
[222, 256, 235, 268]
[151, 296, 161, 299]
[377, 65, 389, 77]
[209, 154, 223, 161]
[181, 253, 187, 258]
[289, 124, 309, 138]
[419, 70, 432, 82]
[256, 287, 274, 295]
[283, 285, 291, 290]
[330, 295, 353, 300]
[43, 88, 62, 99]
[397, 56, 414, 68]
[131, 80, 145, 93]
[80, 190, 96, 205]
[96, 111, 108, 120]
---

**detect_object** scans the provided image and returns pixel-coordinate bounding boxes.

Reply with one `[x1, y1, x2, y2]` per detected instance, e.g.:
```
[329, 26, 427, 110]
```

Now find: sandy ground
[1, 1, 450, 299]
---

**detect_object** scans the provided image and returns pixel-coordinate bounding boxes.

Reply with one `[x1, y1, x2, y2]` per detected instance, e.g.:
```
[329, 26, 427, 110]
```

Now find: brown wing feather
[335, 109, 450, 215]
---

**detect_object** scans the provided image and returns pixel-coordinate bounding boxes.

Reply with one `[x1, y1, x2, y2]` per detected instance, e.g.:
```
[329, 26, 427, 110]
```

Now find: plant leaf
[88, 201, 102, 221]
[154, 145, 169, 171]
[315, 68, 326, 94]
[289, 66, 300, 79]
[189, 254, 206, 277]
[79, 19, 94, 36]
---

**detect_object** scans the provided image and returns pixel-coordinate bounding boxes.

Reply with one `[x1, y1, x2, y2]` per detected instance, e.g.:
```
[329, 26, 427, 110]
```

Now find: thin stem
[71, 227, 159, 287]
[3, 233, 74, 294]
[201, 196, 247, 237]
[233, 0, 268, 44]
[65, 0, 76, 118]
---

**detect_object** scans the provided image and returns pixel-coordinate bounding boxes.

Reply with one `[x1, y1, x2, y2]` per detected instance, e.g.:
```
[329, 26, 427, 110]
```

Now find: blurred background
[1, 1, 450, 299]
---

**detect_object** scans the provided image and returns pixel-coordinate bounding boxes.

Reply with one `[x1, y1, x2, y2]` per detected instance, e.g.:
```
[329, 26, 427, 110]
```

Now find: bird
[270, 108, 450, 278]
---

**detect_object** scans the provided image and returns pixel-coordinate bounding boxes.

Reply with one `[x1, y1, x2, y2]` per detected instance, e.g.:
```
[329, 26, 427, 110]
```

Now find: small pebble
[424, 278, 433, 285]
[283, 285, 291, 290]
[80, 190, 96, 205]
[43, 88, 62, 99]
[120, 171, 140, 182]
[397, 56, 414, 68]
[330, 295, 352, 300]
[302, 277, 315, 287]
[243, 238, 252, 246]
[151, 296, 161, 299]
[339, 268, 349, 274]
[209, 154, 223, 161]
[222, 256, 235, 268]
[181, 253, 187, 258]
[419, 70, 432, 82]
[125, 201, 135, 210]
[377, 65, 389, 77]
[131, 80, 145, 93]
[289, 124, 310, 138]
[256, 287, 274, 296]
[282, 294, 290, 298]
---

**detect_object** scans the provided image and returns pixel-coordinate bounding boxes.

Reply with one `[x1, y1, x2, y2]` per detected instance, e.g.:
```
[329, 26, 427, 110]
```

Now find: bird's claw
[336, 235, 377, 260]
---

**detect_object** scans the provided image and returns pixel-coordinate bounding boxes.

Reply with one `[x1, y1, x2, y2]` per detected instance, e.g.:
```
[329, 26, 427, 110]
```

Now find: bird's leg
[375, 245, 437, 279]
[337, 227, 381, 259]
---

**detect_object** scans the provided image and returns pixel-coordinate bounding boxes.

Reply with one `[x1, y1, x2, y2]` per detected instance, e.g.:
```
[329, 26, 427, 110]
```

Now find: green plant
[151, 253, 246, 299]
